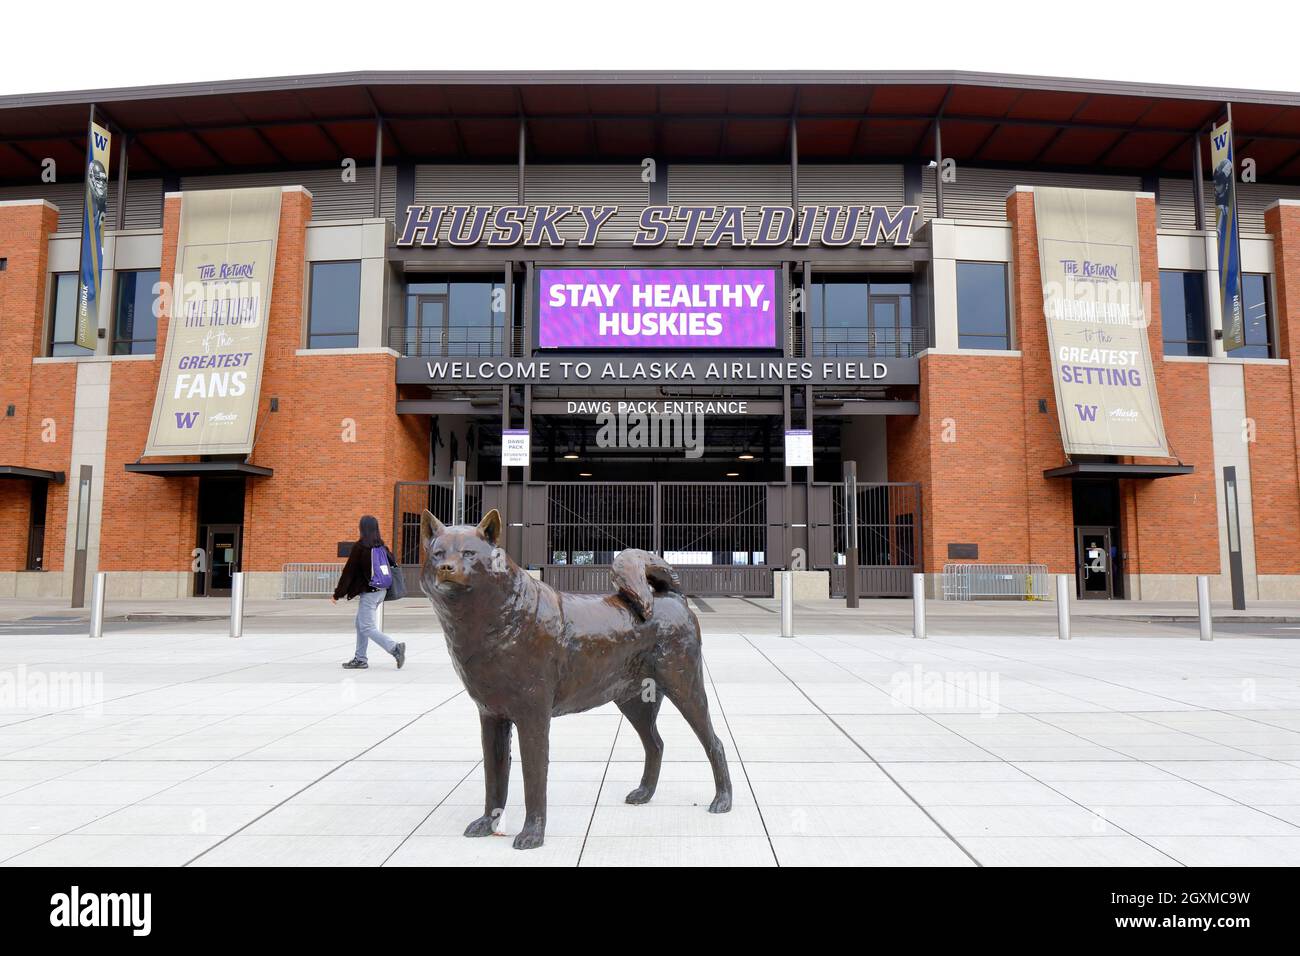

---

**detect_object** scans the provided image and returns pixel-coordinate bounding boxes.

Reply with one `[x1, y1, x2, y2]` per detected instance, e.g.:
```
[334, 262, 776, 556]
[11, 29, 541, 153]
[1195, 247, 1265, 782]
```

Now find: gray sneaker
[342, 658, 368, 670]
[394, 643, 406, 669]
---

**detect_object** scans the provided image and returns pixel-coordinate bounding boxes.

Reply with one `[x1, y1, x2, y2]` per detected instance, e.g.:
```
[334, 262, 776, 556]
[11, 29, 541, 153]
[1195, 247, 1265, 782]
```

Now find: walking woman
[333, 515, 406, 670]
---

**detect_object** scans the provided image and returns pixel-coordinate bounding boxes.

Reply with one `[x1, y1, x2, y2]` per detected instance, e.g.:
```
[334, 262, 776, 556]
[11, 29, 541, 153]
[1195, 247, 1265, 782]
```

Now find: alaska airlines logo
[1060, 259, 1119, 280]
[1074, 404, 1099, 422]
[174, 411, 199, 429]
[1109, 407, 1139, 419]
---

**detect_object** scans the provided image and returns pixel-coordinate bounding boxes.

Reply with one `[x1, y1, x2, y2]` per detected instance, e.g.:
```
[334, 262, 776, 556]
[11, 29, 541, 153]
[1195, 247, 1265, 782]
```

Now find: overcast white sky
[1, 0, 1296, 96]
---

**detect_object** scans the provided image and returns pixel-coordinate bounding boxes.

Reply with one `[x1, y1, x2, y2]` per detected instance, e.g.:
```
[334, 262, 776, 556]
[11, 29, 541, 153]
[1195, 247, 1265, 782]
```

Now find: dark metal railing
[387, 324, 509, 357]
[812, 325, 928, 358]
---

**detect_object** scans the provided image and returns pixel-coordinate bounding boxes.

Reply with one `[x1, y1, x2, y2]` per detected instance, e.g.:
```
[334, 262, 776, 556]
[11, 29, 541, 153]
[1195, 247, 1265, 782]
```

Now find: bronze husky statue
[419, 508, 732, 850]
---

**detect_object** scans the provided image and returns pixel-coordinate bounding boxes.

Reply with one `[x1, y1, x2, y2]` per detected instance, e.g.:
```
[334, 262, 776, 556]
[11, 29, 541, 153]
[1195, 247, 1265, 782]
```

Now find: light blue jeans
[354, 589, 397, 662]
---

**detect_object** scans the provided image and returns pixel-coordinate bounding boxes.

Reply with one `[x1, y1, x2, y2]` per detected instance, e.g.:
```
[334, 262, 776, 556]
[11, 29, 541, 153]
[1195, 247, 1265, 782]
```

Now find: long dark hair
[359, 515, 385, 549]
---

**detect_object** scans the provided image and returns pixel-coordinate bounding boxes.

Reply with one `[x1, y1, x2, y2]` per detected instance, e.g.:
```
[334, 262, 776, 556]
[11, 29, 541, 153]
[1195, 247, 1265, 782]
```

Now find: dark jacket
[334, 541, 393, 600]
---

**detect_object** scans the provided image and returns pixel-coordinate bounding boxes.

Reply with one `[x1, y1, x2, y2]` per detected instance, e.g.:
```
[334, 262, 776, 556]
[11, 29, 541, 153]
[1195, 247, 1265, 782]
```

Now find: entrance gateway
[393, 479, 922, 599]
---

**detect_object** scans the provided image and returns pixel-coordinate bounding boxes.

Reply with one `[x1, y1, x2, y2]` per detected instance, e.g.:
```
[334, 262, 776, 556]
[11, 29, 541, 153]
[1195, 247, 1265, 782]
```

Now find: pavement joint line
[0, 643, 413, 864]
[811, 630, 1300, 852]
[380, 760, 482, 866]
[738, 632, 984, 867]
[2, 636, 364, 749]
[910, 631, 1250, 716]
[771, 631, 1196, 866]
[576, 716, 624, 867]
[700, 652, 779, 866]
[181, 687, 467, 866]
[0, 647, 318, 733]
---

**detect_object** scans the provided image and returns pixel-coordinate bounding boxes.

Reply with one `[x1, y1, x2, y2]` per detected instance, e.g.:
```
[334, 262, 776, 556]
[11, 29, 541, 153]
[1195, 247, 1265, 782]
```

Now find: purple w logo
[174, 411, 200, 429]
[1074, 404, 1098, 422]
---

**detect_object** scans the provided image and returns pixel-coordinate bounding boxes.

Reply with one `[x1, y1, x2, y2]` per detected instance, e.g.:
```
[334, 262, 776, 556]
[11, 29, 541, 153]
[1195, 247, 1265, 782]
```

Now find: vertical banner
[1211, 119, 1244, 352]
[143, 187, 282, 456]
[1035, 186, 1170, 457]
[75, 119, 111, 351]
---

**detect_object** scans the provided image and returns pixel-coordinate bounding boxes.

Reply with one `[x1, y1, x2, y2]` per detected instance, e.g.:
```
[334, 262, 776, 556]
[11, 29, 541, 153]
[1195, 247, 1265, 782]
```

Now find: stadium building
[2, 71, 1299, 602]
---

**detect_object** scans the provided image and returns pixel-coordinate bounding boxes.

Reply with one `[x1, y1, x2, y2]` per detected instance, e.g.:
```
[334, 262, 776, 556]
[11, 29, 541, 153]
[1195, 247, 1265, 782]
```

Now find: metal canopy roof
[124, 461, 273, 478]
[0, 465, 66, 483]
[3, 70, 1300, 185]
[1043, 462, 1195, 480]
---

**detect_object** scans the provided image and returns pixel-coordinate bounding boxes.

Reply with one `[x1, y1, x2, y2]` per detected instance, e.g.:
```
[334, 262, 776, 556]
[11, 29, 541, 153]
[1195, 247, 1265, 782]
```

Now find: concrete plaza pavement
[1, 596, 1299, 866]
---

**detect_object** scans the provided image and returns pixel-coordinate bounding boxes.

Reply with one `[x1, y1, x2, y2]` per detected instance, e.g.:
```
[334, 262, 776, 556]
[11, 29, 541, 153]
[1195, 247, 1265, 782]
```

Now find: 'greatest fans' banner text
[143, 187, 282, 456]
[1035, 186, 1169, 457]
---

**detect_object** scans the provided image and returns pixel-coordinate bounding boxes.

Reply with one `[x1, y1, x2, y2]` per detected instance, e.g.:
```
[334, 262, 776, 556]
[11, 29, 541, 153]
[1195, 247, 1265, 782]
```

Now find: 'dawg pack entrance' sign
[539, 268, 777, 348]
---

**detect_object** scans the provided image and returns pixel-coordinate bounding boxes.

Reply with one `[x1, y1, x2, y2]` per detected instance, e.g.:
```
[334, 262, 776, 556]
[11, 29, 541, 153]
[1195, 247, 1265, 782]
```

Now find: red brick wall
[1006, 190, 1075, 573]
[99, 194, 198, 573]
[888, 353, 1031, 572]
[1123, 197, 1219, 575]
[893, 190, 1224, 579]
[1251, 201, 1300, 575]
[0, 200, 71, 572]
[93, 188, 429, 578]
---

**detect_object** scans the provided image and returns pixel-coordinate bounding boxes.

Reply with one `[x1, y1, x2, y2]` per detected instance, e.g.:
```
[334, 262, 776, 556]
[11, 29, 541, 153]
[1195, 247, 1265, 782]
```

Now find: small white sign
[502, 429, 530, 467]
[785, 429, 813, 468]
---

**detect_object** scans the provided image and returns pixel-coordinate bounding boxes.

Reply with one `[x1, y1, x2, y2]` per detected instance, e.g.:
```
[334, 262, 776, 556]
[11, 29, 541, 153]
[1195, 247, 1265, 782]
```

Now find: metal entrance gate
[389, 479, 920, 599]
[392, 481, 504, 590]
[528, 481, 779, 597]
[815, 482, 922, 598]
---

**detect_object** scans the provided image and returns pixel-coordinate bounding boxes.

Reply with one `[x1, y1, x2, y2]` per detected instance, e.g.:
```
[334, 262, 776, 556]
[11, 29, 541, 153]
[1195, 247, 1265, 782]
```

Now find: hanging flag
[1210, 119, 1244, 353]
[75, 118, 112, 351]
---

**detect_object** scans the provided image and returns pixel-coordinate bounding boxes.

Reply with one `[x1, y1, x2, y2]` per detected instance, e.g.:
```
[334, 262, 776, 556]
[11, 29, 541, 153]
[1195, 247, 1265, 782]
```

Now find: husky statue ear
[476, 509, 502, 546]
[421, 510, 447, 550]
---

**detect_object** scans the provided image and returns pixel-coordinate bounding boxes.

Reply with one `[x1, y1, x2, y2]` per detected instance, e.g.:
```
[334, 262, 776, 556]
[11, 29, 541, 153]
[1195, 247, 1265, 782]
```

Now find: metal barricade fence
[282, 563, 344, 598]
[940, 563, 1051, 601]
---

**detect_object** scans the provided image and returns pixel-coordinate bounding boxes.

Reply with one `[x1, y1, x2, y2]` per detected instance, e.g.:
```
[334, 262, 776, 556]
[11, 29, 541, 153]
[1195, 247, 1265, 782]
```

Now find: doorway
[1071, 478, 1123, 599]
[203, 524, 241, 597]
[413, 293, 448, 355]
[195, 476, 246, 597]
[1075, 525, 1113, 599]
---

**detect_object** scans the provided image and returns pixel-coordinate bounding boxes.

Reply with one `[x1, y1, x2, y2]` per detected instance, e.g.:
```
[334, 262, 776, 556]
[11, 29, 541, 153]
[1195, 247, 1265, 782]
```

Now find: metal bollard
[1197, 575, 1213, 642]
[912, 572, 927, 639]
[1056, 574, 1072, 641]
[88, 571, 106, 638]
[779, 571, 794, 638]
[229, 572, 245, 639]
[376, 598, 385, 635]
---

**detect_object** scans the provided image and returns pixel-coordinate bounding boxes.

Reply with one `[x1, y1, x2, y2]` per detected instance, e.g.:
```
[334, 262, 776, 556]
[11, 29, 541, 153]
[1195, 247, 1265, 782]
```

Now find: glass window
[956, 262, 1009, 350]
[48, 273, 93, 357]
[1160, 271, 1208, 357]
[400, 274, 505, 356]
[112, 269, 160, 355]
[1228, 274, 1273, 359]
[307, 261, 361, 349]
[810, 276, 917, 356]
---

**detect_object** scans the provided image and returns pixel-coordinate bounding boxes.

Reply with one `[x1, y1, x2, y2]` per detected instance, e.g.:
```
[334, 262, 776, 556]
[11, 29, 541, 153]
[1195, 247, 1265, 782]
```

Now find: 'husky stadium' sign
[395, 204, 919, 248]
